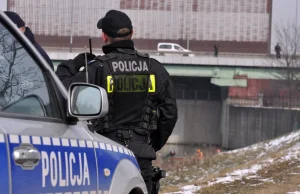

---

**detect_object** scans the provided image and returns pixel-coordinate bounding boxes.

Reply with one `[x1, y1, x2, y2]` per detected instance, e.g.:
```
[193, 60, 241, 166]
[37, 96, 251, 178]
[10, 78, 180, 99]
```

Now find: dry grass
[157, 147, 222, 191]
[197, 159, 300, 194]
[158, 134, 300, 193]
[158, 185, 180, 193]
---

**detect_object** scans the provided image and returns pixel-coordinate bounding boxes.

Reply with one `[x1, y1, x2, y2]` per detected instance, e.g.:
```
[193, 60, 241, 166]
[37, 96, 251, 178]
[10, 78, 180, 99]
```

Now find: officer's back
[56, 10, 178, 194]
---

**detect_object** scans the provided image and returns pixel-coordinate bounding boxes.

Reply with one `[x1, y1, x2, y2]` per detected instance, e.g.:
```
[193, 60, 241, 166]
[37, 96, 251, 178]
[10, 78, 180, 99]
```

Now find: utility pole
[296, 0, 298, 56]
[296, 0, 298, 27]
[187, 0, 192, 50]
[69, 0, 74, 53]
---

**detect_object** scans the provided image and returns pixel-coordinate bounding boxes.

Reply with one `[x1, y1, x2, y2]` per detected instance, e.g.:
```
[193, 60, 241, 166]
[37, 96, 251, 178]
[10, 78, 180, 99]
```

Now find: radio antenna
[84, 46, 89, 83]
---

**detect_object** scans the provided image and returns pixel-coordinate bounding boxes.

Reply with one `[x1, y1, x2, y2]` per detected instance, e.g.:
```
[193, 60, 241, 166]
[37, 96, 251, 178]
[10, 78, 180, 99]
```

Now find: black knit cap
[97, 10, 132, 38]
[4, 11, 25, 28]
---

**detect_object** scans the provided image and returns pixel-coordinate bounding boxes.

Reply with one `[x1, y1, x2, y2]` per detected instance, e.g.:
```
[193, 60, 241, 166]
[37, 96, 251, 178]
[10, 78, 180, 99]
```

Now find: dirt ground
[157, 141, 300, 194]
[199, 160, 300, 194]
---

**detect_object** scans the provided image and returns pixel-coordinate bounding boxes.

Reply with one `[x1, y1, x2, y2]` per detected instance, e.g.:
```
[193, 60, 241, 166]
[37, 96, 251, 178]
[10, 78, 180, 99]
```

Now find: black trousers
[137, 158, 153, 193]
[214, 51, 218, 57]
[276, 52, 281, 59]
[97, 130, 155, 193]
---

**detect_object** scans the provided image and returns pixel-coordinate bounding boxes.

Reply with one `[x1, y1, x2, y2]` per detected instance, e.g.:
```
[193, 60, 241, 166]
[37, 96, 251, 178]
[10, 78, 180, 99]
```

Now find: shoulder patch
[88, 59, 104, 67]
[136, 51, 149, 58]
[88, 59, 97, 65]
[95, 53, 116, 61]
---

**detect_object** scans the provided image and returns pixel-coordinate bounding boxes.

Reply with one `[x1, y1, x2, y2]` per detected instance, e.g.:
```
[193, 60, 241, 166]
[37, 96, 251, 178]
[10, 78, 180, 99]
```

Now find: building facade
[8, 0, 272, 53]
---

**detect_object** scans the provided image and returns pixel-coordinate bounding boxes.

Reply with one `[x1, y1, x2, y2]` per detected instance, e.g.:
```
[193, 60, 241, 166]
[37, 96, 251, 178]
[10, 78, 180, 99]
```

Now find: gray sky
[271, 0, 300, 53]
[0, 0, 7, 11]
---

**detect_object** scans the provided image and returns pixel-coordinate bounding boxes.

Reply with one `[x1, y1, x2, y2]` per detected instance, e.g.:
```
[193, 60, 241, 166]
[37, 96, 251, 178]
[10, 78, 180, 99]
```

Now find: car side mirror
[68, 83, 109, 120]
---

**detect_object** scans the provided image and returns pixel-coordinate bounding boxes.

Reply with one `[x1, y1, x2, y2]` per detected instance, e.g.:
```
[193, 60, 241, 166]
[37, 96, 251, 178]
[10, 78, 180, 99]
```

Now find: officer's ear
[102, 32, 109, 44]
[19, 26, 26, 33]
[130, 30, 134, 38]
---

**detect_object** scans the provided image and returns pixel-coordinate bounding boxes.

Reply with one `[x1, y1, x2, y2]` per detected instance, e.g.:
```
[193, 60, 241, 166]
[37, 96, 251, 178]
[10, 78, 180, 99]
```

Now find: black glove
[73, 52, 96, 70]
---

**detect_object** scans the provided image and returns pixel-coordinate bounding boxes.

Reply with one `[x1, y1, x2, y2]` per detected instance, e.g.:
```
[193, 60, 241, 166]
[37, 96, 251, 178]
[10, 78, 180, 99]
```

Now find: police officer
[4, 11, 54, 70]
[56, 10, 178, 193]
[275, 43, 281, 59]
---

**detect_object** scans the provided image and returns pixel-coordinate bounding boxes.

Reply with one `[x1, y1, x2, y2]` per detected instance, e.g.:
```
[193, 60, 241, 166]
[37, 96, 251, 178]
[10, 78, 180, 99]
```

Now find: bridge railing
[46, 47, 285, 67]
[228, 96, 300, 108]
[175, 89, 221, 100]
[45, 47, 273, 58]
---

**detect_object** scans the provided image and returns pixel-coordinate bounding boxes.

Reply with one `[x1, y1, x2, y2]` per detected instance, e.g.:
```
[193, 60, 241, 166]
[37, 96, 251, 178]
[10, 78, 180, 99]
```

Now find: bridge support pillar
[219, 87, 230, 149]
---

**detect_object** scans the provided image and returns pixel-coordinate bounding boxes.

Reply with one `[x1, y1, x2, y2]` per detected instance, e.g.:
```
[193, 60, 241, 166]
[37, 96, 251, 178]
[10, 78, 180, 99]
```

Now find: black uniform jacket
[56, 40, 178, 155]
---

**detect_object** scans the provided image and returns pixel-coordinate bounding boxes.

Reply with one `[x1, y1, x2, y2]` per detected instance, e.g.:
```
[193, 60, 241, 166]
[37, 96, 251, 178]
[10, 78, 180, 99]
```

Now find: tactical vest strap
[144, 107, 151, 114]
[93, 54, 117, 133]
[143, 115, 150, 122]
[140, 122, 149, 129]
[140, 99, 159, 133]
[148, 125, 157, 130]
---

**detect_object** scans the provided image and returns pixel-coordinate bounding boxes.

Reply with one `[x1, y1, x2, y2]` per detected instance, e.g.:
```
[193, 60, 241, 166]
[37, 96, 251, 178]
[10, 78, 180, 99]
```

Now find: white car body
[157, 43, 194, 56]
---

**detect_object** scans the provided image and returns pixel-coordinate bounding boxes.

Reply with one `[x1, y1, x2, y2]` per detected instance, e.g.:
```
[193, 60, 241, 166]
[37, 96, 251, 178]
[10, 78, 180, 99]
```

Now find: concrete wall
[223, 105, 300, 149]
[168, 99, 222, 145]
[168, 99, 300, 150]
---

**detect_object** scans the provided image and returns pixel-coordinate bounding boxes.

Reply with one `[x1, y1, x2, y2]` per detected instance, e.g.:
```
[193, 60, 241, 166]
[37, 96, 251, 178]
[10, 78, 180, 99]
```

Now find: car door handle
[13, 144, 41, 169]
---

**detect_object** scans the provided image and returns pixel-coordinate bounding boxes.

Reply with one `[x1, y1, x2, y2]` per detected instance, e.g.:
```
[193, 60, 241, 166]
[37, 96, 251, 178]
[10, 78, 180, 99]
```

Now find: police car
[0, 10, 147, 194]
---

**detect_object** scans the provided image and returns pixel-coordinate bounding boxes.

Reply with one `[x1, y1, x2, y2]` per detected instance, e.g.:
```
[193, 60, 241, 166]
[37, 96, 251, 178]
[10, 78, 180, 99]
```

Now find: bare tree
[272, 21, 300, 107]
[0, 28, 45, 108]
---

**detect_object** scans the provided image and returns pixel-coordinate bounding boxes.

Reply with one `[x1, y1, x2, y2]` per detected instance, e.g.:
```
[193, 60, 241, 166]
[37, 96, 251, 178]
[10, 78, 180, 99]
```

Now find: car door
[0, 13, 98, 194]
[174, 45, 181, 52]
[0, 131, 9, 194]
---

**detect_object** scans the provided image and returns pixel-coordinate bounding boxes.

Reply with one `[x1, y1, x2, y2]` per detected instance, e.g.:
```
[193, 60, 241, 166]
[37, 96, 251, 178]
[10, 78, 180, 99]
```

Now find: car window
[159, 44, 172, 49]
[0, 20, 59, 118]
[174, 45, 183, 51]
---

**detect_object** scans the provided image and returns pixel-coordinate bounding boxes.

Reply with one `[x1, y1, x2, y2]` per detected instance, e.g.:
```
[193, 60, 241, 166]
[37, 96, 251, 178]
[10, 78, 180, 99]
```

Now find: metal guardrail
[44, 47, 272, 58]
[45, 47, 288, 68]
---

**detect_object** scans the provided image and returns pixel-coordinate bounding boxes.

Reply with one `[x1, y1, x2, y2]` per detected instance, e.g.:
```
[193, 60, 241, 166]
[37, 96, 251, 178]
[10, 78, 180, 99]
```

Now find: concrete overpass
[47, 47, 300, 149]
[47, 47, 289, 88]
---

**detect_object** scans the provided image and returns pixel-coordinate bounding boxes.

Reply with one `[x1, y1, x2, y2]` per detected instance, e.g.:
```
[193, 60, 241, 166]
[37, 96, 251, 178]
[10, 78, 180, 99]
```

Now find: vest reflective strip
[106, 74, 156, 93]
[107, 76, 114, 93]
[149, 74, 155, 93]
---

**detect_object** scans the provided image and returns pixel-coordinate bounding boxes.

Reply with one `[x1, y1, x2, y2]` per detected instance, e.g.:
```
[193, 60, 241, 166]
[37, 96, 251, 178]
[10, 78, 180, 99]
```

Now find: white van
[157, 43, 194, 56]
[0, 9, 147, 194]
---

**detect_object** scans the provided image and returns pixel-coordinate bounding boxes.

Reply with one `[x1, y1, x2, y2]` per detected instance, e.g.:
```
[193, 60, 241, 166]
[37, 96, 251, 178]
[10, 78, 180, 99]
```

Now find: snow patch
[164, 130, 300, 194]
[164, 185, 201, 194]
